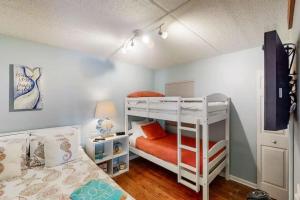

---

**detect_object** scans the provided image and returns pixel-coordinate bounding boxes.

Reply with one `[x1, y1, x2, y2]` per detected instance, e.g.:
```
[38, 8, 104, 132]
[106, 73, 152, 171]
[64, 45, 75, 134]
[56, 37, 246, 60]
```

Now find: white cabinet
[257, 72, 289, 200]
[86, 134, 129, 177]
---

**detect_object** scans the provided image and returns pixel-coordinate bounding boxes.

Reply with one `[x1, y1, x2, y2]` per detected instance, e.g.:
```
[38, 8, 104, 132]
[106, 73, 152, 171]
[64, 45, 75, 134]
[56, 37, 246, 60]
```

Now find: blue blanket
[70, 180, 126, 200]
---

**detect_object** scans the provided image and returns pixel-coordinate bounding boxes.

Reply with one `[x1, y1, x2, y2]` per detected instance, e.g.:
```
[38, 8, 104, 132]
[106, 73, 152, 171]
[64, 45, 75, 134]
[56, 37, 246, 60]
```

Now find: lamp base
[96, 118, 114, 137]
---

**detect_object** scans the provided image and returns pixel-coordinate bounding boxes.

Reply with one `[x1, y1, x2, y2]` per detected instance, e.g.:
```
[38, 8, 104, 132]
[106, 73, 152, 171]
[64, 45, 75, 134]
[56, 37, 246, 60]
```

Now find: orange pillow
[141, 122, 167, 140]
[127, 91, 165, 98]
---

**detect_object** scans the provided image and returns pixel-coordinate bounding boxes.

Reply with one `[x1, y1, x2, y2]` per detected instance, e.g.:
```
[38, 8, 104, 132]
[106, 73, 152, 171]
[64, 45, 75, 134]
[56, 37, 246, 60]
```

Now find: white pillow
[129, 120, 155, 146]
[131, 120, 155, 138]
[131, 120, 149, 129]
[0, 133, 29, 170]
[29, 126, 79, 167]
[0, 142, 23, 180]
[128, 128, 142, 147]
[44, 131, 79, 167]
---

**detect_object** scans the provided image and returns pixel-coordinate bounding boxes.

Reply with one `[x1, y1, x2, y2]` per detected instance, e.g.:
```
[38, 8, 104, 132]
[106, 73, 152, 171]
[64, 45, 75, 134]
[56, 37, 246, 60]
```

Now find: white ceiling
[0, 0, 289, 69]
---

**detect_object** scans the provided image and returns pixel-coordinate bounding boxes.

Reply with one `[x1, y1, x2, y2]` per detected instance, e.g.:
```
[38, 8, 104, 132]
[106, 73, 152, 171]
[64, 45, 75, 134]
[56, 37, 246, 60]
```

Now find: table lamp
[95, 100, 117, 137]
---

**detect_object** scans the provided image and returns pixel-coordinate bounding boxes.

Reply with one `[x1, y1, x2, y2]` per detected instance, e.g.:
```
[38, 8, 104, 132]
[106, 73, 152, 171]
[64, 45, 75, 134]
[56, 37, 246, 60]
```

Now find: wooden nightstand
[86, 134, 129, 177]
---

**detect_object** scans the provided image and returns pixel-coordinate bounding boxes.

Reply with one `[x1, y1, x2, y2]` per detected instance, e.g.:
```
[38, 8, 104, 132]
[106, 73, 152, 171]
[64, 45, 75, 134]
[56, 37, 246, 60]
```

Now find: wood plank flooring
[114, 158, 253, 200]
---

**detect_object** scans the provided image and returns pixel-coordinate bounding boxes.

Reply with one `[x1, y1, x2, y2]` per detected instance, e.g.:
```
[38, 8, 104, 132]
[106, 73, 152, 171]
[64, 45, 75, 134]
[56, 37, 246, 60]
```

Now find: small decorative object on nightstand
[113, 142, 123, 155]
[86, 134, 129, 177]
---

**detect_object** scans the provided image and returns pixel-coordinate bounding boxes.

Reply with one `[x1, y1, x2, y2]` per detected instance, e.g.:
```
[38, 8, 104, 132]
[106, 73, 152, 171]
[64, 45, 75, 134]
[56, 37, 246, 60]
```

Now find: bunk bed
[125, 93, 230, 200]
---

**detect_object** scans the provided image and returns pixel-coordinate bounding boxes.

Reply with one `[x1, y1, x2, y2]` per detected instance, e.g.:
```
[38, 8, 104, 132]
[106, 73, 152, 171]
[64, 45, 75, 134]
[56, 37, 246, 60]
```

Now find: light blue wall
[0, 35, 154, 134]
[154, 47, 263, 183]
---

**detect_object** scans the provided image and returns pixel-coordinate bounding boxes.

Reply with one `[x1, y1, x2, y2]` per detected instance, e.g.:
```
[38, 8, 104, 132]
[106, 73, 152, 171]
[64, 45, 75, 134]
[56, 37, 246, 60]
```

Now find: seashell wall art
[10, 64, 43, 111]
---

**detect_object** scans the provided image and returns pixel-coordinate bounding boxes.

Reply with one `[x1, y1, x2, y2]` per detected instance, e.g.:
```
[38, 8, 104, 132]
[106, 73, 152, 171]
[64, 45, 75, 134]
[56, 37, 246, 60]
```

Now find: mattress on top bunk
[135, 134, 225, 174]
[127, 101, 227, 112]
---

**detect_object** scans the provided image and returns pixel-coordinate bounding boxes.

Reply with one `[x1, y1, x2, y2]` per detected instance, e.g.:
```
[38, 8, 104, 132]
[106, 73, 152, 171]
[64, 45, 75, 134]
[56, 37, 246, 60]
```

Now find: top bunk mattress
[0, 149, 134, 200]
[126, 101, 228, 123]
[127, 101, 227, 112]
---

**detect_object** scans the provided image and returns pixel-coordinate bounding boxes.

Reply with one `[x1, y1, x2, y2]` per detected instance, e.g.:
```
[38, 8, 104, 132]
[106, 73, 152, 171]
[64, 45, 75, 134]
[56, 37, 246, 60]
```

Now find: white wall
[154, 47, 263, 183]
[0, 35, 154, 136]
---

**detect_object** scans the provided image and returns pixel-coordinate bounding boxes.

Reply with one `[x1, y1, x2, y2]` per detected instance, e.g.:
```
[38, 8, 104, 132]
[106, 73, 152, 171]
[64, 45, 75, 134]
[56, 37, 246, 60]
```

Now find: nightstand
[86, 134, 129, 177]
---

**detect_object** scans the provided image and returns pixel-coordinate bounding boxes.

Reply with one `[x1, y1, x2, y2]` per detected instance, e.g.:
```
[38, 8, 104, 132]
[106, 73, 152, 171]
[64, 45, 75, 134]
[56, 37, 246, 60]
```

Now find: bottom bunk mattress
[135, 134, 224, 174]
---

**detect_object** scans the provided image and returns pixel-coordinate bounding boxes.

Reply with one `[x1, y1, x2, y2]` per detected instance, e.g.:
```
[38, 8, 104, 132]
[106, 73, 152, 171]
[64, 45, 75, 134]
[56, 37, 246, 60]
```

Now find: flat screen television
[264, 30, 290, 131]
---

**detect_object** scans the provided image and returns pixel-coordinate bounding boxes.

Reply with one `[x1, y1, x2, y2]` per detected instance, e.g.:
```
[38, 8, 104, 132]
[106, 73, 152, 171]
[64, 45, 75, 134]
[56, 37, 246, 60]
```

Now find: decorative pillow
[0, 133, 29, 170]
[29, 126, 79, 167]
[131, 120, 154, 138]
[127, 91, 165, 98]
[29, 134, 46, 167]
[0, 142, 23, 180]
[141, 122, 167, 140]
[44, 132, 79, 167]
[131, 120, 149, 129]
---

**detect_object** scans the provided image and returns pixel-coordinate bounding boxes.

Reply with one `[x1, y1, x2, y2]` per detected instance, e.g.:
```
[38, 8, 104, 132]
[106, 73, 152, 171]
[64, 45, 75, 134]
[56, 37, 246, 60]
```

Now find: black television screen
[264, 30, 290, 131]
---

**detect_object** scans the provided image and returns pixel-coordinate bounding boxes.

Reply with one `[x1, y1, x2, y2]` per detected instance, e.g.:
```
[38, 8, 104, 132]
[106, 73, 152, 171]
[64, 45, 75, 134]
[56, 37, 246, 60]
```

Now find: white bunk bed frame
[125, 93, 230, 200]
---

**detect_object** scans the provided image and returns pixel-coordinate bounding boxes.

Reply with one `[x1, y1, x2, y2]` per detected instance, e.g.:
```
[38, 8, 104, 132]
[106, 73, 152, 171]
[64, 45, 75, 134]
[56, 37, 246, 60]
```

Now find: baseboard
[229, 175, 257, 189]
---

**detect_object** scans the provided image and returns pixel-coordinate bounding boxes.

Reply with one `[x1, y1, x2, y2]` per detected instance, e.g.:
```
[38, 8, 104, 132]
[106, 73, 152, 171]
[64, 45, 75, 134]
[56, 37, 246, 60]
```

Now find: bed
[125, 93, 230, 200]
[0, 148, 133, 200]
[133, 134, 225, 174]
[0, 141, 133, 200]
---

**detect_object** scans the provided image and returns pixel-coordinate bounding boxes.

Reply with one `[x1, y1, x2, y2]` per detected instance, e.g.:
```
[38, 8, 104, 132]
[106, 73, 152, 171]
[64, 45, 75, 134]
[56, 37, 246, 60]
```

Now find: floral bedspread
[0, 149, 133, 200]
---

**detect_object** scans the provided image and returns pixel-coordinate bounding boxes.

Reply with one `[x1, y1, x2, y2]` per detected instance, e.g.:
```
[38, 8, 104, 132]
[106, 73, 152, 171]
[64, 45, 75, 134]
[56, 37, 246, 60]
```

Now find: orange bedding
[136, 134, 225, 174]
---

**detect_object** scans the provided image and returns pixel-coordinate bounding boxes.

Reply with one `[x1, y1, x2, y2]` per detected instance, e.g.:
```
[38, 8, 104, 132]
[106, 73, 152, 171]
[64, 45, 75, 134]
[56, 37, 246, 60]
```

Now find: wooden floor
[114, 158, 253, 200]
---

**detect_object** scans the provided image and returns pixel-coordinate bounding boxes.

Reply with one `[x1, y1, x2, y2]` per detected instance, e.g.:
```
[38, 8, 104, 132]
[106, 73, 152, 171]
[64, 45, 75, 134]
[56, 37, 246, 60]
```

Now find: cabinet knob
[272, 140, 277, 144]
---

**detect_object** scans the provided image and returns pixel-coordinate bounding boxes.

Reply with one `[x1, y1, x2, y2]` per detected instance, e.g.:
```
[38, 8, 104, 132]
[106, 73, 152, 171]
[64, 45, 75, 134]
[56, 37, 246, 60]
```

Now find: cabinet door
[262, 146, 287, 187]
[261, 146, 288, 199]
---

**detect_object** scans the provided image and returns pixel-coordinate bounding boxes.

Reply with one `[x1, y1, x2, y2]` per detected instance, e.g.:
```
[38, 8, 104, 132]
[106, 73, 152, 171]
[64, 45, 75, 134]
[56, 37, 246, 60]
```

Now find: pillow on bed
[29, 126, 79, 167]
[0, 142, 23, 180]
[141, 122, 167, 140]
[131, 120, 154, 137]
[44, 131, 79, 167]
[127, 91, 165, 98]
[0, 133, 29, 170]
[131, 120, 150, 129]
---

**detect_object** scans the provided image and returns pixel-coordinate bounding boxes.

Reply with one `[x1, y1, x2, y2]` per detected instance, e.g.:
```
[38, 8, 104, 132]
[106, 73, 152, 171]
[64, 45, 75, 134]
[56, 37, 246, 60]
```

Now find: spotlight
[122, 39, 134, 54]
[128, 39, 134, 49]
[142, 35, 150, 44]
[158, 24, 168, 39]
[121, 45, 127, 54]
[159, 30, 168, 39]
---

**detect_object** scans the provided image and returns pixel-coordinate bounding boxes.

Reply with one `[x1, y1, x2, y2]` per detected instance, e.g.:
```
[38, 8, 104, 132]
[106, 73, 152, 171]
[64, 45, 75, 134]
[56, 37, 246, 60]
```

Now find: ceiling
[0, 0, 289, 69]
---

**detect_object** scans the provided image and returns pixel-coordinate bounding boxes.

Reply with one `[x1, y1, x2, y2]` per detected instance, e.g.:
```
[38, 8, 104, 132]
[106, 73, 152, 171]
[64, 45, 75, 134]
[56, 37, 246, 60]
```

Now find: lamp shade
[95, 100, 117, 119]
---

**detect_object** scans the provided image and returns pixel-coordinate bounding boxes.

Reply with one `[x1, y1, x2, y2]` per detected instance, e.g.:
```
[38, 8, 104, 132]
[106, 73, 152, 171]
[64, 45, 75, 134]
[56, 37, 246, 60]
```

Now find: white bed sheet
[0, 149, 134, 200]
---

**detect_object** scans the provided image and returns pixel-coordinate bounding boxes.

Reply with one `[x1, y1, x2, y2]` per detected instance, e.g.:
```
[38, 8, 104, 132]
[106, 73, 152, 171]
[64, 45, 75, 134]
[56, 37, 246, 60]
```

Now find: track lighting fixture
[122, 38, 135, 54]
[120, 23, 168, 54]
[142, 35, 150, 44]
[158, 24, 168, 39]
[130, 39, 135, 48]
[121, 45, 127, 54]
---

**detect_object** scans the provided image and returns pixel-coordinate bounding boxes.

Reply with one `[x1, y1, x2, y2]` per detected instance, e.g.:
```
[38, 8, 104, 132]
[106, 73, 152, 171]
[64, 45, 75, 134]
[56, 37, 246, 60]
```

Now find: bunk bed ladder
[177, 99, 200, 192]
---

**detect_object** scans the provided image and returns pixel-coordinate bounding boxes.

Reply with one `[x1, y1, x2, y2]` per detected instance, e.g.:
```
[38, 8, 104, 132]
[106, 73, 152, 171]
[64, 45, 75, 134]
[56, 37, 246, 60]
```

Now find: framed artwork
[10, 64, 43, 111]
